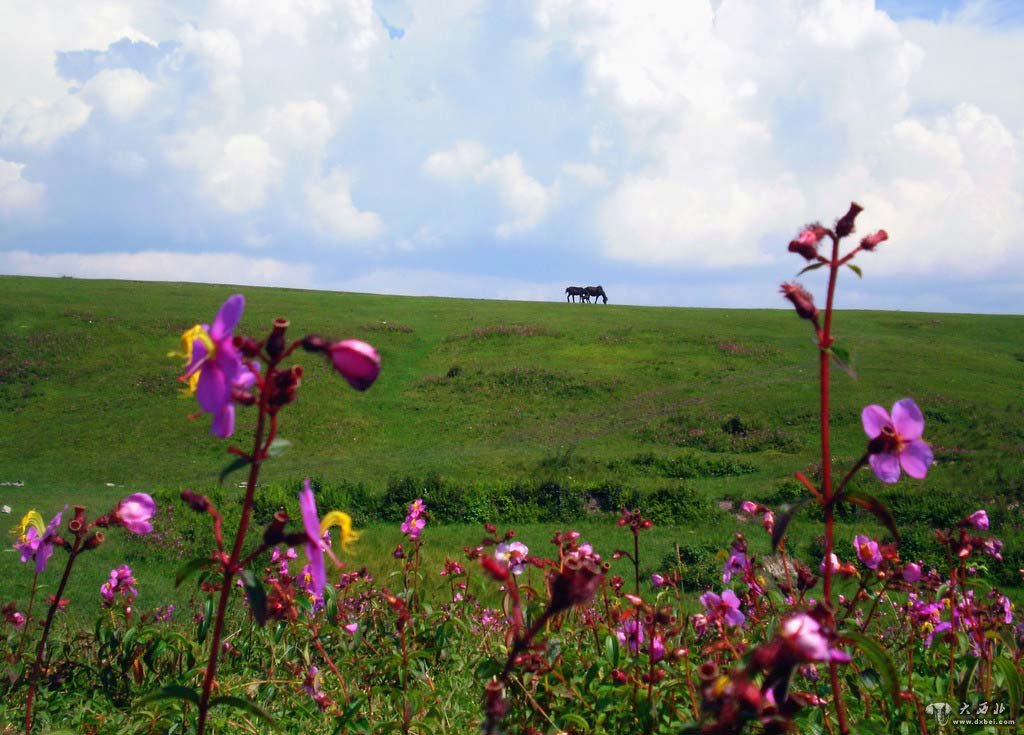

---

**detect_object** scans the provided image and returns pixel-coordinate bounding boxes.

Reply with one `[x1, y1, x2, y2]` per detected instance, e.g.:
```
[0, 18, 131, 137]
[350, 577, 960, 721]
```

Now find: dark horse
[584, 285, 608, 304]
[565, 286, 586, 303]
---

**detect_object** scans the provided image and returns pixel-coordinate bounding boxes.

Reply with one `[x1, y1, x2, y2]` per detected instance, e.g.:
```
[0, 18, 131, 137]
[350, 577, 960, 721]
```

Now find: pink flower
[15, 506, 66, 573]
[788, 225, 828, 260]
[299, 478, 326, 597]
[966, 510, 989, 530]
[854, 535, 882, 569]
[739, 500, 758, 514]
[902, 562, 922, 583]
[820, 553, 840, 574]
[344, 622, 359, 635]
[860, 229, 888, 251]
[700, 589, 745, 627]
[861, 398, 933, 483]
[328, 339, 381, 391]
[495, 541, 529, 576]
[180, 295, 249, 437]
[100, 565, 138, 605]
[781, 614, 850, 662]
[651, 573, 666, 588]
[116, 493, 156, 534]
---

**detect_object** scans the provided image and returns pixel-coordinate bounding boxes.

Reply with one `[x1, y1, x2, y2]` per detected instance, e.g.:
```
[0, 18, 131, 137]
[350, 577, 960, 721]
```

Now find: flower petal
[869, 452, 901, 483]
[210, 404, 235, 438]
[900, 440, 933, 479]
[210, 294, 245, 342]
[299, 479, 326, 595]
[196, 365, 228, 413]
[861, 404, 891, 439]
[892, 399, 925, 441]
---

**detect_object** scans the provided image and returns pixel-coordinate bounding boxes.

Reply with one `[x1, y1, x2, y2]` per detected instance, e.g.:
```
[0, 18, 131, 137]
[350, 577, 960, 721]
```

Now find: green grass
[1, 274, 1023, 612]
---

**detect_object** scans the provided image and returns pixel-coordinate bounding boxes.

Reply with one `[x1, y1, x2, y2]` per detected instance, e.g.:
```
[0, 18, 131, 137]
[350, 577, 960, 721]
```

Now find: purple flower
[700, 589, 745, 627]
[966, 510, 989, 530]
[495, 541, 529, 576]
[902, 562, 922, 583]
[328, 339, 381, 391]
[401, 499, 427, 540]
[299, 478, 326, 597]
[116, 493, 156, 534]
[723, 549, 747, 584]
[861, 398, 933, 483]
[781, 614, 850, 663]
[651, 573, 666, 588]
[180, 294, 248, 438]
[739, 500, 758, 514]
[14, 506, 66, 573]
[100, 565, 138, 605]
[854, 535, 882, 569]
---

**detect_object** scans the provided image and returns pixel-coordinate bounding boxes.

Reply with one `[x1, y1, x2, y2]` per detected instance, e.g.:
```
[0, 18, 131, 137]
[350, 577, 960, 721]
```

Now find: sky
[1, 0, 1022, 313]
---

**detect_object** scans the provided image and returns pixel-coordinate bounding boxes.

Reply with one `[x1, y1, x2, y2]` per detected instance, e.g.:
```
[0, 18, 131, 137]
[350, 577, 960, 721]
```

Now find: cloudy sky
[1, 0, 1022, 313]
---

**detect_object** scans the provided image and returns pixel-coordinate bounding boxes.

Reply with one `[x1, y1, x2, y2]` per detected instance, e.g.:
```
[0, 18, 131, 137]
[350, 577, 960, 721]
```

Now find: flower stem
[25, 538, 82, 735]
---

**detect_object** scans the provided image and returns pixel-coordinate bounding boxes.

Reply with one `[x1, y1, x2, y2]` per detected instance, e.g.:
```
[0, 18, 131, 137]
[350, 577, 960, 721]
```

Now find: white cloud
[81, 68, 156, 120]
[559, 162, 608, 189]
[305, 168, 384, 241]
[168, 131, 280, 213]
[264, 99, 334, 151]
[336, 267, 565, 301]
[423, 140, 553, 238]
[0, 160, 45, 217]
[0, 249, 315, 287]
[0, 95, 91, 148]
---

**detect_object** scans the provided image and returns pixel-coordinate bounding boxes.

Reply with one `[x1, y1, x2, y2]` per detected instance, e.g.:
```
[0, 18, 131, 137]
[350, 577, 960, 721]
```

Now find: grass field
[1, 274, 1022, 614]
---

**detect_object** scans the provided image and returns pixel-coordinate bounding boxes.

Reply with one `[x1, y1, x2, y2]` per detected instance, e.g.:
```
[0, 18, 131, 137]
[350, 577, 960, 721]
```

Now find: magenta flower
[739, 500, 758, 514]
[298, 478, 326, 597]
[14, 506, 66, 573]
[902, 562, 922, 583]
[116, 493, 156, 534]
[700, 589, 745, 627]
[401, 498, 427, 540]
[180, 294, 248, 438]
[100, 565, 138, 605]
[780, 614, 850, 662]
[328, 339, 381, 391]
[966, 510, 989, 530]
[861, 398, 933, 483]
[495, 541, 529, 576]
[820, 553, 840, 574]
[854, 535, 882, 569]
[651, 573, 666, 588]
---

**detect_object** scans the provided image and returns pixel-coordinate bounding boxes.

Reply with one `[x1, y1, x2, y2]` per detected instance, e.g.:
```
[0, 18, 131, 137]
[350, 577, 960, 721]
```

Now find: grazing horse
[565, 286, 585, 303]
[584, 285, 608, 304]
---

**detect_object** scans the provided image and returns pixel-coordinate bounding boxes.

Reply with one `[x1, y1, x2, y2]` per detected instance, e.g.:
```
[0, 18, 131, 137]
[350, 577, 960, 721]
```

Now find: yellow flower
[168, 324, 214, 395]
[13, 509, 44, 542]
[320, 511, 360, 554]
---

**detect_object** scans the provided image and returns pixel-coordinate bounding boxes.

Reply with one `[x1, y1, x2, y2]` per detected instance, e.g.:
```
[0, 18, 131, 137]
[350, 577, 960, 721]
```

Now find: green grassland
[1, 274, 1022, 614]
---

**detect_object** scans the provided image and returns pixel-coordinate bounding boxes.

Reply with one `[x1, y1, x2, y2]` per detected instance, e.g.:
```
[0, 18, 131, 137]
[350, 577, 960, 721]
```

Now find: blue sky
[1, 0, 1022, 313]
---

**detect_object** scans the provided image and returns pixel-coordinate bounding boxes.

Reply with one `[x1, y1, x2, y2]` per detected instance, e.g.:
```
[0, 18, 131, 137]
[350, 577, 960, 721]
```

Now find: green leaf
[175, 557, 216, 588]
[993, 656, 1021, 718]
[830, 346, 857, 380]
[957, 652, 981, 705]
[842, 631, 901, 714]
[267, 438, 292, 458]
[136, 684, 200, 707]
[240, 570, 267, 627]
[797, 261, 827, 276]
[603, 634, 619, 669]
[218, 456, 250, 485]
[847, 263, 863, 278]
[771, 498, 813, 551]
[209, 695, 277, 726]
[841, 490, 899, 540]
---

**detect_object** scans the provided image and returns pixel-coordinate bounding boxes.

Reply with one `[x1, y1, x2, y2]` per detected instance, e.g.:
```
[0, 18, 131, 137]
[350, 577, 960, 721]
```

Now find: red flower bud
[860, 229, 888, 251]
[780, 283, 819, 325]
[328, 339, 381, 391]
[788, 224, 828, 260]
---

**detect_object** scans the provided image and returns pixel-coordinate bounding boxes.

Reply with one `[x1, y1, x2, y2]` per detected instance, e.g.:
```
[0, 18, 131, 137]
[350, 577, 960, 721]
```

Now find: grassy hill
[1, 275, 1022, 609]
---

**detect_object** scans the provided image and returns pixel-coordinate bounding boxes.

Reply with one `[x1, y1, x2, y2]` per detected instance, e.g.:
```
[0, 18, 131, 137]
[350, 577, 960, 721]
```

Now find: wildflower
[401, 499, 427, 540]
[722, 546, 747, 584]
[303, 665, 330, 710]
[320, 510, 360, 554]
[169, 324, 209, 395]
[700, 589, 745, 627]
[179, 294, 248, 438]
[761, 511, 775, 535]
[780, 614, 850, 662]
[902, 562, 922, 583]
[547, 553, 603, 614]
[344, 621, 359, 635]
[14, 506, 66, 573]
[854, 535, 882, 569]
[327, 339, 381, 391]
[965, 510, 989, 531]
[616, 616, 666, 661]
[780, 283, 819, 325]
[100, 565, 138, 605]
[494, 541, 529, 576]
[861, 398, 933, 483]
[651, 573, 666, 588]
[860, 229, 888, 251]
[739, 500, 758, 514]
[298, 479, 327, 597]
[788, 225, 828, 260]
[116, 493, 156, 534]
[820, 553, 840, 574]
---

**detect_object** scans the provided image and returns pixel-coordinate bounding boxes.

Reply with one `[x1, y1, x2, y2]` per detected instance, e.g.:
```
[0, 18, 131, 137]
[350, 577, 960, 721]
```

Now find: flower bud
[834, 202, 863, 239]
[180, 489, 210, 513]
[860, 229, 888, 251]
[83, 532, 105, 550]
[301, 334, 328, 353]
[233, 336, 263, 358]
[780, 283, 819, 325]
[328, 340, 381, 391]
[788, 224, 828, 260]
[266, 318, 290, 360]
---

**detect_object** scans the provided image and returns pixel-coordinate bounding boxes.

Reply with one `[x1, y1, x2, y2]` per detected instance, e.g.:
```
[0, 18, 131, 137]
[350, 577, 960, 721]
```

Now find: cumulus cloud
[264, 99, 335, 151]
[0, 160, 45, 216]
[423, 140, 554, 238]
[168, 131, 280, 213]
[305, 168, 384, 241]
[0, 95, 91, 148]
[80, 68, 156, 120]
[0, 249, 315, 287]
